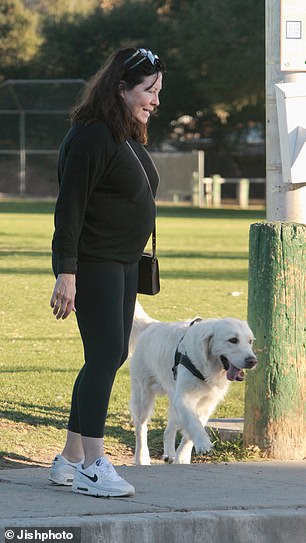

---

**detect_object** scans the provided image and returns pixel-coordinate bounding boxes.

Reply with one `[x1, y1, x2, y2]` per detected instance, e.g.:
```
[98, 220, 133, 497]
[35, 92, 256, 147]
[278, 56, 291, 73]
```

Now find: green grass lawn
[0, 201, 265, 467]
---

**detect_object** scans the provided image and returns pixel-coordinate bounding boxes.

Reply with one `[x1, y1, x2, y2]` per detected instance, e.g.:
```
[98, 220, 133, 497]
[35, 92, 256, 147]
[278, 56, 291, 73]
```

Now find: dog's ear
[203, 335, 213, 360]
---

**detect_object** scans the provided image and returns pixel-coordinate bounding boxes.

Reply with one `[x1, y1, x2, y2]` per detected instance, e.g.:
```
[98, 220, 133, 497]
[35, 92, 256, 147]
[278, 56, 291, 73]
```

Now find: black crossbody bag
[126, 141, 160, 296]
[138, 226, 160, 295]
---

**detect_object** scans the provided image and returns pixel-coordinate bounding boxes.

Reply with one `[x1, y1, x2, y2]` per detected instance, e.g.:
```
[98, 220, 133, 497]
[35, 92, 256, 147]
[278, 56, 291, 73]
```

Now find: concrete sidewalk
[0, 461, 305, 543]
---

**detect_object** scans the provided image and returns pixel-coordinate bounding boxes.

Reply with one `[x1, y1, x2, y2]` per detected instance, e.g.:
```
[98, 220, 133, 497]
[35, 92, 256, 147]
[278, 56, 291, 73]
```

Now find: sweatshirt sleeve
[52, 124, 109, 274]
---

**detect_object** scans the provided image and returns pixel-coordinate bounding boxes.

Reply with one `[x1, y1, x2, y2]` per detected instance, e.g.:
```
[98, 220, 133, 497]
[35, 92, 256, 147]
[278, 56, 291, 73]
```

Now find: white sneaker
[72, 457, 135, 497]
[48, 454, 84, 486]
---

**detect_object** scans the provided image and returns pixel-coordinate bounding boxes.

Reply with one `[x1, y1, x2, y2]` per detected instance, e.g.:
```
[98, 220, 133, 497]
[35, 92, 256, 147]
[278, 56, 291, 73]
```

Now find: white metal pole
[266, 0, 306, 223]
[19, 111, 26, 195]
[198, 150, 205, 208]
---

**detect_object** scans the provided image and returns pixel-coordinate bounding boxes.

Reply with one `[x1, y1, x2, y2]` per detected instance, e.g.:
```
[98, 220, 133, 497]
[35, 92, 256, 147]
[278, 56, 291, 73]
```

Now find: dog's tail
[128, 300, 158, 357]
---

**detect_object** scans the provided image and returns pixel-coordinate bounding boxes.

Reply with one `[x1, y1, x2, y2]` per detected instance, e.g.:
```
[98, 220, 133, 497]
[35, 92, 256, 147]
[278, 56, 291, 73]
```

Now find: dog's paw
[134, 455, 151, 466]
[174, 455, 191, 464]
[163, 455, 175, 464]
[194, 439, 213, 454]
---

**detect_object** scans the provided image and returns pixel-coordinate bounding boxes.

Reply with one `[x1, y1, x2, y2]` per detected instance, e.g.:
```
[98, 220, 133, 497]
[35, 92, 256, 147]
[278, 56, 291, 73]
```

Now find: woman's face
[121, 72, 163, 125]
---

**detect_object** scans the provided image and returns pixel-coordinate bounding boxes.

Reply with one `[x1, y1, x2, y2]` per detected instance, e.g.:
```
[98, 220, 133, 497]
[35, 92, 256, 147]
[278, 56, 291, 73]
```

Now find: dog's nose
[244, 356, 258, 368]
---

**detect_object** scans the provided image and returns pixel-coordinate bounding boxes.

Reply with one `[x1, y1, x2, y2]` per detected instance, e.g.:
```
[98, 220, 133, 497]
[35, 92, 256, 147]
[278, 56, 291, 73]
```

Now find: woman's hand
[50, 273, 76, 320]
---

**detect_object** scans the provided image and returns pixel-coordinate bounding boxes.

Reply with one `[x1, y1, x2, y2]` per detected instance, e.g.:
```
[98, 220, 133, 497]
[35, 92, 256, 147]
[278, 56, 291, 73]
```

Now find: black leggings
[68, 260, 138, 438]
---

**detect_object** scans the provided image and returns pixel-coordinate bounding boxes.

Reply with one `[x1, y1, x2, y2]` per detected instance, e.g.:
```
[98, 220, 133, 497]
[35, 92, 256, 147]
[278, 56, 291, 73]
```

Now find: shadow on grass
[0, 201, 55, 214]
[157, 207, 265, 220]
[161, 269, 248, 280]
[1, 336, 79, 342]
[106, 413, 166, 459]
[1, 266, 248, 279]
[0, 404, 166, 462]
[160, 251, 248, 260]
[0, 250, 51, 258]
[0, 200, 265, 220]
[0, 268, 51, 275]
[0, 451, 50, 469]
[0, 400, 69, 429]
[0, 367, 79, 374]
[106, 425, 135, 449]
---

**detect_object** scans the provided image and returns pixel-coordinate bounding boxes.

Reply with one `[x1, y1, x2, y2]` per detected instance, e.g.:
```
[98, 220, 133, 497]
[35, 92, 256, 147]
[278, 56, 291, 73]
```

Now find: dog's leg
[134, 420, 151, 465]
[130, 385, 156, 465]
[163, 405, 177, 463]
[174, 435, 194, 464]
[198, 412, 215, 453]
[174, 389, 213, 456]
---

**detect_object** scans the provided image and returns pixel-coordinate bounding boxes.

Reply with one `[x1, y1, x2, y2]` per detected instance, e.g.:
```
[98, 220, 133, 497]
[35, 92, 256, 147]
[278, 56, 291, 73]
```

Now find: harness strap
[172, 318, 206, 382]
[172, 351, 206, 381]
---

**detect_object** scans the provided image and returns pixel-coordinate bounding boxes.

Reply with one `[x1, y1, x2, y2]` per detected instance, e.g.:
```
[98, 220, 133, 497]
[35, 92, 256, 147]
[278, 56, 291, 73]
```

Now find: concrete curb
[1, 461, 305, 543]
[206, 418, 243, 442]
[1, 510, 306, 543]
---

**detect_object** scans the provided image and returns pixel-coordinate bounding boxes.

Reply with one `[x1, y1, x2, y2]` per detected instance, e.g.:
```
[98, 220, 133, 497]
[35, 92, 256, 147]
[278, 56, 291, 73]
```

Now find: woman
[48, 47, 165, 497]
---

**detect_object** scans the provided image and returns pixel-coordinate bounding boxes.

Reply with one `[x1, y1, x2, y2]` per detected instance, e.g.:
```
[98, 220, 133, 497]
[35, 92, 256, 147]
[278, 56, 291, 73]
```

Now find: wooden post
[238, 178, 250, 209]
[244, 222, 306, 459]
[191, 171, 199, 207]
[203, 177, 213, 207]
[212, 174, 223, 207]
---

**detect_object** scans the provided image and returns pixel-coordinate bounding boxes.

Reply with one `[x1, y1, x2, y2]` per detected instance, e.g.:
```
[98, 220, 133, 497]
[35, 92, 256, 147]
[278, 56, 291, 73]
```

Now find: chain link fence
[0, 79, 85, 196]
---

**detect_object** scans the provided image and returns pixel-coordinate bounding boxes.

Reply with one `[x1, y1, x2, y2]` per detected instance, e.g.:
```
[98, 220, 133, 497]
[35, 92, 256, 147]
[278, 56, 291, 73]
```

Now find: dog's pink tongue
[227, 364, 245, 381]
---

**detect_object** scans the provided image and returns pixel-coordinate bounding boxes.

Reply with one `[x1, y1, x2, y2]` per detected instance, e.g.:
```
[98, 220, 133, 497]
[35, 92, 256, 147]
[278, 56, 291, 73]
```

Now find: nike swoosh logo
[80, 472, 98, 483]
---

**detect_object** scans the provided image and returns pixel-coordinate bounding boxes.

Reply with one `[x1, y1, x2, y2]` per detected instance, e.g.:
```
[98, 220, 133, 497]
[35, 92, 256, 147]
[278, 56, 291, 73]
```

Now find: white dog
[129, 301, 257, 465]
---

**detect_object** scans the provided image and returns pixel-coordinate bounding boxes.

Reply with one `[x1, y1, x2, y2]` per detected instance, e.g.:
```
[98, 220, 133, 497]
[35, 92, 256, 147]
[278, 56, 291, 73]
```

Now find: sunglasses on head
[123, 48, 161, 71]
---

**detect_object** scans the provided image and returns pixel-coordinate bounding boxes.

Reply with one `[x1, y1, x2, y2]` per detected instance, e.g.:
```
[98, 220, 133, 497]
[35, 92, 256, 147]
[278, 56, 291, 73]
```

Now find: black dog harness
[172, 318, 206, 382]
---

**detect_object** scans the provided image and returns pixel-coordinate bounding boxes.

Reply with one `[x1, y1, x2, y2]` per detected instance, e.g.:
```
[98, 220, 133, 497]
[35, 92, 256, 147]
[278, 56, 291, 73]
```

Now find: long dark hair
[70, 47, 166, 144]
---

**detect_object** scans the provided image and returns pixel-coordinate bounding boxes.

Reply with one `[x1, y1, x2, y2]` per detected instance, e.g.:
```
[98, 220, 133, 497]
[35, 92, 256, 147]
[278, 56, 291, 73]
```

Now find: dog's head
[208, 318, 257, 381]
[183, 317, 258, 383]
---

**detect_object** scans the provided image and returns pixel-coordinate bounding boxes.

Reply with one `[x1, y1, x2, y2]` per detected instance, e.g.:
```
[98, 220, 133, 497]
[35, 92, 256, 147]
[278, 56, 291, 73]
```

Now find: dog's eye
[228, 337, 238, 344]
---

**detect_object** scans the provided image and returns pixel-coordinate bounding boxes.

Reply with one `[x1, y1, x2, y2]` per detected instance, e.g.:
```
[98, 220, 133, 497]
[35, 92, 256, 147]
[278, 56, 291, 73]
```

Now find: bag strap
[126, 141, 154, 197]
[152, 225, 156, 257]
[126, 141, 156, 256]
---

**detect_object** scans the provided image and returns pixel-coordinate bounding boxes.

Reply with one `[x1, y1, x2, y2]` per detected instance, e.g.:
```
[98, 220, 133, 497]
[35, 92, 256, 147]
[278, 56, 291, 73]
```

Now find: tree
[0, 0, 265, 144]
[0, 0, 41, 79]
[175, 0, 265, 114]
[33, 3, 164, 78]
[30, 2, 172, 141]
[24, 0, 99, 18]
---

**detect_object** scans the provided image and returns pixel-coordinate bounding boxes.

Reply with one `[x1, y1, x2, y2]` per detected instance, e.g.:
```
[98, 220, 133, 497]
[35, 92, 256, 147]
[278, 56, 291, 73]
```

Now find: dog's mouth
[220, 356, 245, 382]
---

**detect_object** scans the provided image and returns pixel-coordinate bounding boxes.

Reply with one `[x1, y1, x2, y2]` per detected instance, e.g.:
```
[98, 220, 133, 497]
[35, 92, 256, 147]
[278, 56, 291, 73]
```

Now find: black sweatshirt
[52, 120, 159, 274]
